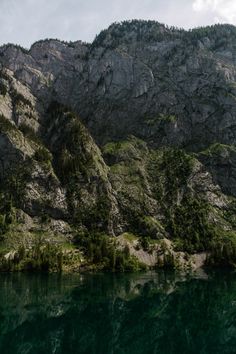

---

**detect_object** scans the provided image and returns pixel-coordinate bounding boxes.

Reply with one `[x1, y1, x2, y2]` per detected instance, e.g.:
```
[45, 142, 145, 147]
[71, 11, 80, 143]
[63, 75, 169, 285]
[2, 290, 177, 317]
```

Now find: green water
[0, 271, 235, 354]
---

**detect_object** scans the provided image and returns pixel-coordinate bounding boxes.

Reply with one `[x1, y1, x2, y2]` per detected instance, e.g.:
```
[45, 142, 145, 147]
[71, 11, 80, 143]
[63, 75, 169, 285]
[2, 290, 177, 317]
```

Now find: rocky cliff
[0, 20, 236, 271]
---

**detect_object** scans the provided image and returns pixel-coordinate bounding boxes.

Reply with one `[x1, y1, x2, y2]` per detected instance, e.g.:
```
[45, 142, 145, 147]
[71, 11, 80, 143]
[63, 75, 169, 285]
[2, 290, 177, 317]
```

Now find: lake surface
[0, 270, 235, 354]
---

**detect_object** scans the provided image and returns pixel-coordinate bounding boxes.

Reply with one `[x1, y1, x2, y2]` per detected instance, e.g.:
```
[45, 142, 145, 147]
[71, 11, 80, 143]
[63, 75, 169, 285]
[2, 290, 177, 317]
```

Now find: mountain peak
[1, 20, 236, 270]
[92, 19, 180, 49]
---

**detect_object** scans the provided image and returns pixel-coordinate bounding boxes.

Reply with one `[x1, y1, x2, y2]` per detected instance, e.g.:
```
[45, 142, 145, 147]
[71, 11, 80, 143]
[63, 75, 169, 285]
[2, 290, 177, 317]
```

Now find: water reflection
[0, 270, 235, 354]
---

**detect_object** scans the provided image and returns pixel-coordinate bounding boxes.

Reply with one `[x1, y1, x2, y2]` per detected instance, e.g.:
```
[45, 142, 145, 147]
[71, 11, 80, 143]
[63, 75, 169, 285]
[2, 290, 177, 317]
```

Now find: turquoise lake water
[0, 270, 235, 354]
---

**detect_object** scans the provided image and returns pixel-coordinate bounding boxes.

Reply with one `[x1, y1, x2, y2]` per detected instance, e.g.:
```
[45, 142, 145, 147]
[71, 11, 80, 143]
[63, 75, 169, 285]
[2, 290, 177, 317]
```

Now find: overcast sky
[0, 0, 236, 48]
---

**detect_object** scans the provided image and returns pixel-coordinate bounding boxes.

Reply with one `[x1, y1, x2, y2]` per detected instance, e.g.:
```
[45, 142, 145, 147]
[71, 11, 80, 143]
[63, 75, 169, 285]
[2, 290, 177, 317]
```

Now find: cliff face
[1, 20, 236, 269]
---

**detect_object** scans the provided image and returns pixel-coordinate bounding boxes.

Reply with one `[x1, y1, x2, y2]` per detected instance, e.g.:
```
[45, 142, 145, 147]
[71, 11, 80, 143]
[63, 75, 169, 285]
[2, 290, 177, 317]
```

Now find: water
[0, 270, 235, 354]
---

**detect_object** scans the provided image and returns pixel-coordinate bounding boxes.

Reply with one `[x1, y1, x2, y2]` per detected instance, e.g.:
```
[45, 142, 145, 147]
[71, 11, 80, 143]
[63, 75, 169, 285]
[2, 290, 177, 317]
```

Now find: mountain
[0, 20, 236, 271]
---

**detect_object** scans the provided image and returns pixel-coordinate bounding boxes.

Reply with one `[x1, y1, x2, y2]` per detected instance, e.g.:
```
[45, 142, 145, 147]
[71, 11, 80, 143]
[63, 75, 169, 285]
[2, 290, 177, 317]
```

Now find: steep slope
[0, 20, 236, 270]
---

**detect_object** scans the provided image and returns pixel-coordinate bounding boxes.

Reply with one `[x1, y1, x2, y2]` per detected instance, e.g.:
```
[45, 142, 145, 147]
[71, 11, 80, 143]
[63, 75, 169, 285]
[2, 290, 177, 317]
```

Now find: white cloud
[0, 0, 196, 47]
[0, 0, 232, 47]
[193, 0, 236, 24]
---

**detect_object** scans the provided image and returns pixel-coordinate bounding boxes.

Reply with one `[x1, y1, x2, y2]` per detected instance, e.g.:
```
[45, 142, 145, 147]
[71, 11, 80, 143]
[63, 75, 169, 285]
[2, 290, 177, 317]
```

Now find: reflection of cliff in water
[0, 271, 235, 354]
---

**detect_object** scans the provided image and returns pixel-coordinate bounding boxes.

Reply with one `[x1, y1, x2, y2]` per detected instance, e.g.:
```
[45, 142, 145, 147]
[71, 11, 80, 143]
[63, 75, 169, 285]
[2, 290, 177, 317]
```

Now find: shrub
[23, 242, 63, 272]
[34, 147, 52, 166]
[0, 81, 7, 96]
[19, 123, 41, 144]
[167, 197, 214, 253]
[0, 162, 32, 209]
[207, 232, 236, 268]
[74, 196, 111, 231]
[0, 241, 64, 272]
[0, 114, 16, 133]
[75, 232, 145, 272]
[0, 193, 14, 238]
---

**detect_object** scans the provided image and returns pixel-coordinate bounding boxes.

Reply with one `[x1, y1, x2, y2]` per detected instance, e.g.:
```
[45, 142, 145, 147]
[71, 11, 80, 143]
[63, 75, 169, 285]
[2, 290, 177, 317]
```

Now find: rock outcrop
[1, 20, 236, 269]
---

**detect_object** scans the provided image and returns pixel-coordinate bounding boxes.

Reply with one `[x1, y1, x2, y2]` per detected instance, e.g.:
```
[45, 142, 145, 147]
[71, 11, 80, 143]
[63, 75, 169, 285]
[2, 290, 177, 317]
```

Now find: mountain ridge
[0, 20, 236, 271]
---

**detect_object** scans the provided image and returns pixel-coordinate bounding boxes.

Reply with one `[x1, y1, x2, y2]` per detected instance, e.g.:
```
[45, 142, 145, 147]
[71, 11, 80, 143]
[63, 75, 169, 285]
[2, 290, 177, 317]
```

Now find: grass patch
[199, 143, 236, 157]
[122, 232, 138, 242]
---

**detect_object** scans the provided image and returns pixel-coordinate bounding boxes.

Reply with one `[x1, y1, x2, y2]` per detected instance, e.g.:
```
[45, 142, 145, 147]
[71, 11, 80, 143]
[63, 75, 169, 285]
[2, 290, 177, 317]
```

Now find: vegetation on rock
[1, 20, 236, 271]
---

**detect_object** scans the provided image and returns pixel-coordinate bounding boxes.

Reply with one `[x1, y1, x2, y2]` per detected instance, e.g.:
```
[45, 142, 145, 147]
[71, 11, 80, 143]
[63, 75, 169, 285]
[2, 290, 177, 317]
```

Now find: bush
[138, 216, 163, 239]
[168, 197, 214, 253]
[19, 123, 41, 144]
[0, 81, 7, 96]
[140, 236, 151, 251]
[75, 232, 146, 272]
[0, 114, 16, 133]
[161, 149, 194, 201]
[207, 232, 236, 268]
[0, 241, 64, 272]
[0, 162, 32, 209]
[34, 147, 52, 166]
[74, 196, 111, 231]
[0, 193, 14, 238]
[0, 214, 8, 238]
[23, 242, 63, 272]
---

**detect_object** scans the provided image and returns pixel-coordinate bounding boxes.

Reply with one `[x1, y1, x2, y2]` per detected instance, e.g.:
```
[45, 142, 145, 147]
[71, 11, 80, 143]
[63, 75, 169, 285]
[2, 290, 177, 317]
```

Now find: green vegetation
[148, 148, 231, 254]
[103, 140, 133, 155]
[19, 123, 41, 144]
[148, 148, 195, 204]
[0, 193, 14, 240]
[0, 114, 16, 133]
[0, 81, 7, 96]
[223, 200, 236, 228]
[75, 232, 146, 272]
[74, 196, 111, 231]
[105, 143, 211, 254]
[3, 43, 29, 54]
[186, 24, 236, 49]
[32, 38, 82, 49]
[161, 149, 195, 201]
[1, 22, 236, 273]
[46, 102, 112, 234]
[199, 143, 236, 157]
[91, 20, 183, 49]
[92, 20, 236, 53]
[0, 239, 63, 272]
[47, 102, 92, 183]
[122, 233, 138, 242]
[170, 197, 214, 253]
[131, 215, 164, 240]
[0, 160, 32, 214]
[103, 137, 147, 167]
[207, 232, 236, 268]
[22, 242, 63, 272]
[34, 147, 52, 167]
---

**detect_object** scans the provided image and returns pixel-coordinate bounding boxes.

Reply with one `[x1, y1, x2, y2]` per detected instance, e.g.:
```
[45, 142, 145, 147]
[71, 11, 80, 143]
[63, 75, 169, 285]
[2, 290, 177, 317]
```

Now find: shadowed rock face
[1, 20, 236, 263]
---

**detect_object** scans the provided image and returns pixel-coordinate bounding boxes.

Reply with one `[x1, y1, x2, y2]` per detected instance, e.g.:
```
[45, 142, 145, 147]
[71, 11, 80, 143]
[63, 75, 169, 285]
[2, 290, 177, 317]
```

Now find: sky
[0, 0, 236, 48]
